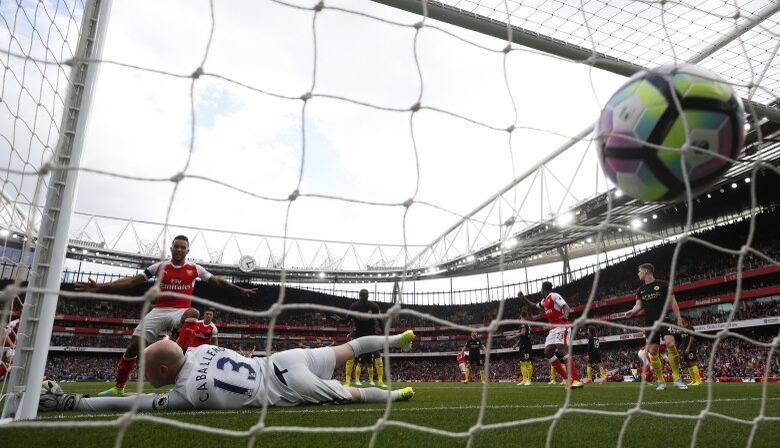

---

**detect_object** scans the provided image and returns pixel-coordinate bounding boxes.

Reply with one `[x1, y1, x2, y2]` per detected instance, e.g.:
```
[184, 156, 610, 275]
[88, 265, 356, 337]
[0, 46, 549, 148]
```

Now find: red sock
[176, 320, 197, 350]
[116, 356, 137, 389]
[0, 363, 7, 379]
[564, 355, 580, 381]
[550, 357, 567, 379]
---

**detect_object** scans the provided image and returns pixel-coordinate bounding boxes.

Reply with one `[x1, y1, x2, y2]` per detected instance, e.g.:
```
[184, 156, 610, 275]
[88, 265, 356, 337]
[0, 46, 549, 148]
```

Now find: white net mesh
[0, 0, 779, 447]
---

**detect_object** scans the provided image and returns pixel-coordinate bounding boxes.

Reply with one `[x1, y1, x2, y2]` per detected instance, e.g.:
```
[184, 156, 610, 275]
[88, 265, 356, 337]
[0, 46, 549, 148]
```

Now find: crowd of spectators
[44, 333, 779, 383]
[43, 295, 779, 354]
[46, 355, 130, 382]
[12, 209, 780, 383]
[50, 335, 129, 348]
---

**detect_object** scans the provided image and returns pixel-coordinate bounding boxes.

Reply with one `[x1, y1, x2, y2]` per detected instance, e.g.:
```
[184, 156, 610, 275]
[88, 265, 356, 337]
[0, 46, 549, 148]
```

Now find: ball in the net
[596, 64, 745, 202]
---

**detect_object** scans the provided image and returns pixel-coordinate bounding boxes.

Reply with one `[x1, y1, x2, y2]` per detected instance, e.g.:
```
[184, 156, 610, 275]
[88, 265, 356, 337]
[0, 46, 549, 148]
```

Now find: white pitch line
[34, 397, 780, 420]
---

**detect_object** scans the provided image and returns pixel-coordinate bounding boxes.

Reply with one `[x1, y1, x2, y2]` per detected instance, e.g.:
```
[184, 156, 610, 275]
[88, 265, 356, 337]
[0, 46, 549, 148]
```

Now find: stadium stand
[2, 209, 779, 384]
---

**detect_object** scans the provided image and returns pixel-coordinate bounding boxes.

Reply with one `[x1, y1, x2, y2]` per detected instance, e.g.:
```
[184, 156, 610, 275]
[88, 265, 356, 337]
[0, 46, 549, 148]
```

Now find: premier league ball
[596, 64, 745, 202]
[39, 379, 64, 411]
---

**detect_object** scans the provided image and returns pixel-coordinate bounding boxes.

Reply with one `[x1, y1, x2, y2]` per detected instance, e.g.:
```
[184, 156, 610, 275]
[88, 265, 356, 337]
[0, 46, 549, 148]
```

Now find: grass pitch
[2, 381, 779, 447]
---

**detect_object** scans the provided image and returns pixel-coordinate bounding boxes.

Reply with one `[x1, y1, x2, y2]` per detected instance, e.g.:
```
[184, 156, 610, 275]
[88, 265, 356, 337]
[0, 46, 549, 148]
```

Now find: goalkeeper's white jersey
[166, 345, 291, 410]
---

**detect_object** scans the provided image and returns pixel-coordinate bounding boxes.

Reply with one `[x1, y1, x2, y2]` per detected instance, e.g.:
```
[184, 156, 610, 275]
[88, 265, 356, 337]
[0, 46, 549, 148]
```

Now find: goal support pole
[1, 0, 113, 421]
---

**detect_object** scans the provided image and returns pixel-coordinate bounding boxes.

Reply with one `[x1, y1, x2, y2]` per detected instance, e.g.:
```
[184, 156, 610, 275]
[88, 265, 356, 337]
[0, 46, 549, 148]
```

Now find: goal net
[1, 0, 779, 446]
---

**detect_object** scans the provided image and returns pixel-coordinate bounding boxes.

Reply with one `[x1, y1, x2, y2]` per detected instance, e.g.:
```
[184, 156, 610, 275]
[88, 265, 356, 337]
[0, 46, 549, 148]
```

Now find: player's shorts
[519, 350, 532, 362]
[133, 307, 187, 344]
[588, 351, 602, 364]
[468, 352, 483, 367]
[544, 326, 569, 347]
[357, 352, 375, 364]
[680, 350, 695, 367]
[643, 325, 671, 343]
[268, 347, 352, 406]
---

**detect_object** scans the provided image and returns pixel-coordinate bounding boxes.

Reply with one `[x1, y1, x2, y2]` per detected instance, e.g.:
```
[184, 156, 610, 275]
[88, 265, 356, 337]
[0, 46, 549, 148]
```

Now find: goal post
[1, 0, 114, 421]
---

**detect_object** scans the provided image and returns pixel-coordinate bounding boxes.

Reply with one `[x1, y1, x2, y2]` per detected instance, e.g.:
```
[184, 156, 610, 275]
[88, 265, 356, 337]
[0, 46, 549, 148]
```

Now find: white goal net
[0, 0, 779, 447]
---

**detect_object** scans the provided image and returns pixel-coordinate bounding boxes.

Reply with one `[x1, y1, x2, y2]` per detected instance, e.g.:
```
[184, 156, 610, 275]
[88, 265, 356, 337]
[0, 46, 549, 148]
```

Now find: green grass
[2, 382, 780, 447]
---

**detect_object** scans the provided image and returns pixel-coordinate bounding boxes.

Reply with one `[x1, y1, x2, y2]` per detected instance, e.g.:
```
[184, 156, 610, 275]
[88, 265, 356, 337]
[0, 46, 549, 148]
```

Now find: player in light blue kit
[40, 331, 416, 411]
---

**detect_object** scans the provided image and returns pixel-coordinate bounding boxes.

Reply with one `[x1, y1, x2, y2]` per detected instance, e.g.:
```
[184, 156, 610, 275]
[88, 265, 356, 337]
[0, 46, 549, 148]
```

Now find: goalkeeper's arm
[45, 391, 192, 412]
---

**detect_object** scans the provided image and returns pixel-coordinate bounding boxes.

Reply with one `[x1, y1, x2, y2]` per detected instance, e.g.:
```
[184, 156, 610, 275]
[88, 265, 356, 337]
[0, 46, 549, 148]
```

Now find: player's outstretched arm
[208, 276, 257, 298]
[41, 391, 192, 412]
[74, 274, 147, 293]
[624, 299, 643, 318]
[518, 292, 537, 309]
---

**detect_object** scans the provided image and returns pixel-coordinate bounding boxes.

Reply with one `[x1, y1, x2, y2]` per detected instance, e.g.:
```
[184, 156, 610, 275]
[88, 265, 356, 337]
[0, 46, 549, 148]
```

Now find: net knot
[313, 1, 324, 12]
[300, 92, 312, 101]
[144, 286, 160, 302]
[372, 418, 386, 432]
[170, 172, 185, 183]
[402, 198, 413, 208]
[410, 102, 421, 112]
[38, 162, 52, 176]
[268, 302, 283, 317]
[386, 303, 402, 320]
[503, 44, 512, 54]
[413, 21, 424, 30]
[506, 124, 515, 133]
[0, 284, 18, 301]
[288, 189, 300, 201]
[191, 67, 204, 79]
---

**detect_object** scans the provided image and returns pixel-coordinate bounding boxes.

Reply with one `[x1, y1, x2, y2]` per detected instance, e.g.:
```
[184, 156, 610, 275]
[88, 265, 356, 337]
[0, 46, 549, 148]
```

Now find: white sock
[348, 335, 401, 357]
[358, 387, 401, 403]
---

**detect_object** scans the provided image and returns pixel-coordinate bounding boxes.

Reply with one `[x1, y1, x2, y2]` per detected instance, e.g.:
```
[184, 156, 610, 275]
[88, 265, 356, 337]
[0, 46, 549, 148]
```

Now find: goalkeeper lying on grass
[40, 331, 416, 412]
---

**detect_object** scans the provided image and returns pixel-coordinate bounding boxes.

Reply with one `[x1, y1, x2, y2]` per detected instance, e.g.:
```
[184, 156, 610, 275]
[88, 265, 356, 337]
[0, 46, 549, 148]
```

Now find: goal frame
[1, 0, 114, 421]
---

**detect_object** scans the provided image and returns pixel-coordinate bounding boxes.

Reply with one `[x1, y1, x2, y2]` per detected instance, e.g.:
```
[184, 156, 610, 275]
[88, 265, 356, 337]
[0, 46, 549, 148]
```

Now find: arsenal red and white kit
[189, 320, 219, 348]
[457, 350, 467, 373]
[536, 292, 570, 347]
[133, 260, 213, 343]
[143, 261, 213, 308]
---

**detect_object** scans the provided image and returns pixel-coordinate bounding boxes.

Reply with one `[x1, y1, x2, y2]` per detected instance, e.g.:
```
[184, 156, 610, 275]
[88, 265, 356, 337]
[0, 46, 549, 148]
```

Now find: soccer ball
[39, 379, 64, 411]
[41, 379, 63, 395]
[596, 64, 745, 202]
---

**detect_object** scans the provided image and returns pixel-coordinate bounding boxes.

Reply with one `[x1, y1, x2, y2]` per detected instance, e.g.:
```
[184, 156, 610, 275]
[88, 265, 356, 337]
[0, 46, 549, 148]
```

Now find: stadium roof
[375, 0, 780, 120]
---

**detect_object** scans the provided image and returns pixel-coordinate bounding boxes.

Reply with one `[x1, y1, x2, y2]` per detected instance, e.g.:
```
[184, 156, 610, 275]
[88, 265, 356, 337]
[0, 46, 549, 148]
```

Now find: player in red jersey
[0, 318, 19, 380]
[457, 350, 467, 383]
[75, 235, 255, 396]
[176, 307, 219, 349]
[521, 281, 583, 389]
